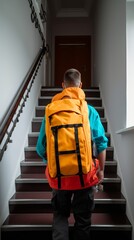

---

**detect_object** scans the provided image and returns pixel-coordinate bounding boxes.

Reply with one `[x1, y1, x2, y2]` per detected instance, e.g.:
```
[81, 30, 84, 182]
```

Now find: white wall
[0, 0, 45, 236]
[93, 0, 134, 238]
[0, 0, 43, 121]
[126, 2, 134, 127]
[45, 0, 53, 86]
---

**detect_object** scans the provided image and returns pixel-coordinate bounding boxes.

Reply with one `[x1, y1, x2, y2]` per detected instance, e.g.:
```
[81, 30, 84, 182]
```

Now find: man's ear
[79, 82, 82, 88]
[62, 82, 65, 89]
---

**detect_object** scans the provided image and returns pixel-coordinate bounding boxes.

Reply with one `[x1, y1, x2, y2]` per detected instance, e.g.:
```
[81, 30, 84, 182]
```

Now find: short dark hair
[63, 68, 81, 87]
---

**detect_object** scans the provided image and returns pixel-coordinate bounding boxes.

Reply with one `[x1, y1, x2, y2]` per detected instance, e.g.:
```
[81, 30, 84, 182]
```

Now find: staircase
[1, 86, 132, 240]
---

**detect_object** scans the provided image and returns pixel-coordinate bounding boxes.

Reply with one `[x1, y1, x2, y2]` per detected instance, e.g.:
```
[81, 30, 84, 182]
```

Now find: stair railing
[0, 46, 46, 161]
[28, 0, 45, 45]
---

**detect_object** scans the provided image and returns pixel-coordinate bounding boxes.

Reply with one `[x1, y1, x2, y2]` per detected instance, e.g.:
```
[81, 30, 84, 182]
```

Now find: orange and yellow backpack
[45, 88, 94, 189]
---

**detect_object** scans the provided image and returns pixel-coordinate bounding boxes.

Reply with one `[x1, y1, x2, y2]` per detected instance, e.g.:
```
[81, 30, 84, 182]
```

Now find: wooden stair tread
[24, 146, 114, 161]
[28, 131, 110, 137]
[38, 96, 102, 107]
[23, 158, 116, 163]
[11, 190, 126, 201]
[20, 159, 117, 166]
[24, 146, 113, 150]
[2, 213, 131, 227]
[32, 116, 107, 122]
[41, 86, 100, 89]
[38, 96, 102, 99]
[41, 88, 101, 97]
[16, 172, 119, 180]
[35, 105, 104, 110]
[41, 87, 100, 91]
[35, 105, 105, 118]
[24, 146, 113, 154]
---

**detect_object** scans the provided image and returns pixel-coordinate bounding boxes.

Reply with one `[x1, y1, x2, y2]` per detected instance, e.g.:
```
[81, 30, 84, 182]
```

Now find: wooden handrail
[0, 46, 45, 144]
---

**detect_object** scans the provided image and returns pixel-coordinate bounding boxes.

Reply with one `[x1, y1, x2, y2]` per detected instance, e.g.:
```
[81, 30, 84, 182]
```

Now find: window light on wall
[126, 0, 134, 128]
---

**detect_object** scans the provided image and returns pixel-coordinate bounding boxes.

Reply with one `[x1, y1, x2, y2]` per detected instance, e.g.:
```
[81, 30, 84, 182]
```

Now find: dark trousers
[51, 187, 95, 240]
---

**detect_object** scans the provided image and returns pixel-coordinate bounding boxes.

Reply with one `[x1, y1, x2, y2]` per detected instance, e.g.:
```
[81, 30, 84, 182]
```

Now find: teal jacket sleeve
[88, 105, 108, 154]
[36, 117, 47, 163]
[36, 105, 108, 161]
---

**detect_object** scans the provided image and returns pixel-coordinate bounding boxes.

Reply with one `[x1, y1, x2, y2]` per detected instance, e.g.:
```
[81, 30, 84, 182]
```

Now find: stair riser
[35, 107, 105, 118]
[32, 120, 107, 132]
[20, 164, 117, 175]
[90, 230, 132, 240]
[1, 229, 132, 240]
[28, 136, 38, 146]
[41, 90, 101, 98]
[24, 148, 113, 160]
[38, 98, 102, 107]
[15, 181, 121, 192]
[9, 202, 126, 214]
[15, 182, 50, 192]
[28, 134, 111, 147]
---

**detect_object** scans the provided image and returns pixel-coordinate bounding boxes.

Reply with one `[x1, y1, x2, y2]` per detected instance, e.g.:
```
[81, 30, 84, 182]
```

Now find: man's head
[62, 68, 82, 88]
